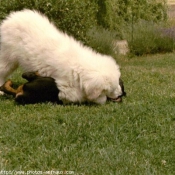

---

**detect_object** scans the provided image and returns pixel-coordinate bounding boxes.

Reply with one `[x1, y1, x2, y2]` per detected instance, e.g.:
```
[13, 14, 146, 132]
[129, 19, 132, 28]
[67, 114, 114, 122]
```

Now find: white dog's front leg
[0, 76, 5, 96]
[58, 91, 68, 104]
[58, 87, 84, 104]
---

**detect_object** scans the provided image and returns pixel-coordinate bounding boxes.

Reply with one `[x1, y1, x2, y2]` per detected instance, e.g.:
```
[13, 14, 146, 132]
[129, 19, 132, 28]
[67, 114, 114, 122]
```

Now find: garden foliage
[125, 21, 175, 56]
[0, 0, 98, 42]
[0, 0, 171, 56]
[96, 0, 167, 34]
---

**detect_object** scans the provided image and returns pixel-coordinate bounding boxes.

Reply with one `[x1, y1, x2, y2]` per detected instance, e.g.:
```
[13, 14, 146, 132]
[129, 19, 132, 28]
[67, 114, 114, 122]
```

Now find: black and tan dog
[0, 72, 126, 105]
[0, 72, 62, 104]
[111, 78, 126, 102]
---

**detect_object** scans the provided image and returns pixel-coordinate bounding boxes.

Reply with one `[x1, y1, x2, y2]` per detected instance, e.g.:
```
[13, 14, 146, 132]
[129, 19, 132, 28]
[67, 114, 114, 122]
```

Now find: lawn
[0, 53, 175, 175]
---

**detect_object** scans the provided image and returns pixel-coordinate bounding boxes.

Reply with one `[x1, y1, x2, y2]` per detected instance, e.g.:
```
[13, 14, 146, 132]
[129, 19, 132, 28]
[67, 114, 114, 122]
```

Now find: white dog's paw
[59, 92, 66, 100]
[0, 91, 5, 95]
[59, 89, 83, 104]
[59, 92, 68, 104]
[93, 95, 107, 104]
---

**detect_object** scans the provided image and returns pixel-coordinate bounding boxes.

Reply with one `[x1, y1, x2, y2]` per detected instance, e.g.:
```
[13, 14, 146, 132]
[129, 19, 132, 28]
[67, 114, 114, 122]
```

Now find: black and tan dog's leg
[0, 80, 17, 96]
[0, 80, 24, 97]
[0, 72, 61, 104]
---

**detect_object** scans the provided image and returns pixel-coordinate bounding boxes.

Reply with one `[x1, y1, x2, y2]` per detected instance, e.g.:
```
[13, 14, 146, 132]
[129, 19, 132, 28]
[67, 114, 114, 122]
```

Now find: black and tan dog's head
[107, 78, 126, 103]
[0, 72, 62, 104]
[119, 78, 126, 97]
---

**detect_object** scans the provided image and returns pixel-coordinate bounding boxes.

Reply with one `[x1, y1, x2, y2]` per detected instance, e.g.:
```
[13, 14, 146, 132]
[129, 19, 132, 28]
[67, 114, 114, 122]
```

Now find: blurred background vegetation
[0, 0, 173, 56]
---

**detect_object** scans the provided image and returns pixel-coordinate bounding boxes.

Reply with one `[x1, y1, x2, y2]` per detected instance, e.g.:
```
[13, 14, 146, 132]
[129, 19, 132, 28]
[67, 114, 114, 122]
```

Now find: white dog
[0, 9, 123, 104]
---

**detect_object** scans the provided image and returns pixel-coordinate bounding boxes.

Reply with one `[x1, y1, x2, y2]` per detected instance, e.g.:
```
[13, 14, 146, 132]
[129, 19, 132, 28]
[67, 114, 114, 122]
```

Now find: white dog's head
[83, 62, 126, 104]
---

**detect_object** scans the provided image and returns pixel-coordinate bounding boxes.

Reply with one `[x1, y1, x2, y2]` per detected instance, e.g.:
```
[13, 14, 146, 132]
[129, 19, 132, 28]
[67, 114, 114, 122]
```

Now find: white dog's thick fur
[0, 9, 122, 104]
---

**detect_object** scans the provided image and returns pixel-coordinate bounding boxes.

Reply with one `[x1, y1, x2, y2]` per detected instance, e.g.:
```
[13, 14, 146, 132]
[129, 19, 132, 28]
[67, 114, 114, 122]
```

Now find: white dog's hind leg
[0, 54, 18, 94]
[0, 62, 18, 85]
[0, 63, 17, 95]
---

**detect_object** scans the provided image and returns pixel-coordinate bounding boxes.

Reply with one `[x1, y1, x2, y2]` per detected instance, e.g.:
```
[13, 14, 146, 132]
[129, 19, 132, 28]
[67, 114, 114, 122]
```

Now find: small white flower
[129, 151, 135, 155]
[161, 160, 166, 165]
[47, 3, 52, 7]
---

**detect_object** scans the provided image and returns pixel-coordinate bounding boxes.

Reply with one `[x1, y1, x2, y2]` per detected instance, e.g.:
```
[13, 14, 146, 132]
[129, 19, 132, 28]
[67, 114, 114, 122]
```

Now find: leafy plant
[0, 0, 98, 42]
[125, 21, 174, 56]
[86, 26, 120, 57]
[96, 0, 167, 30]
[0, 0, 168, 43]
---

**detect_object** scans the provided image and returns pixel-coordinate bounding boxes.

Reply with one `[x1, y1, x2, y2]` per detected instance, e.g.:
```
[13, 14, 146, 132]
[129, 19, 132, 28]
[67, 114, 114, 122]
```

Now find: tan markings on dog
[0, 80, 24, 97]
[16, 85, 24, 98]
[35, 71, 40, 76]
[1, 80, 17, 96]
[16, 91, 24, 98]
[5, 80, 13, 87]
[16, 85, 24, 94]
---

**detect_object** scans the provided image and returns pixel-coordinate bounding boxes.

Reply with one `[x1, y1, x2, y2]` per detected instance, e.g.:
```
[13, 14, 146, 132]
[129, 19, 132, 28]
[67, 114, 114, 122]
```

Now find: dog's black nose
[119, 78, 126, 97]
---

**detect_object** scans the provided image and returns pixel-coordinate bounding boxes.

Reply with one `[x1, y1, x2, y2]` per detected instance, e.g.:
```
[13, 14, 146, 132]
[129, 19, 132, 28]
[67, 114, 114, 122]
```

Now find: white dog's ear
[84, 74, 104, 101]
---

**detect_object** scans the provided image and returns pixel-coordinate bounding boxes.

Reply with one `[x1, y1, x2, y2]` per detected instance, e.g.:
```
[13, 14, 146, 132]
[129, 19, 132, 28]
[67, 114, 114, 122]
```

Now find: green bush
[91, 0, 169, 56]
[0, 0, 98, 43]
[125, 21, 174, 56]
[97, 0, 167, 32]
[0, 0, 167, 41]
[0, 0, 169, 56]
[86, 26, 120, 57]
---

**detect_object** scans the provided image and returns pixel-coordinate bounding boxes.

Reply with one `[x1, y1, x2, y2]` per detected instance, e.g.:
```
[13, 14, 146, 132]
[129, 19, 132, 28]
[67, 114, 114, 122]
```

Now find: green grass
[0, 54, 175, 174]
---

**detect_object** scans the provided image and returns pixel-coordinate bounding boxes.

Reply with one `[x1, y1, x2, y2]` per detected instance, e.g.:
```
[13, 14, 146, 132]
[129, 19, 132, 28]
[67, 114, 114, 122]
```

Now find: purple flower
[160, 27, 175, 40]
